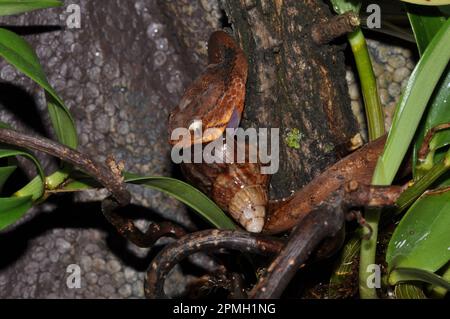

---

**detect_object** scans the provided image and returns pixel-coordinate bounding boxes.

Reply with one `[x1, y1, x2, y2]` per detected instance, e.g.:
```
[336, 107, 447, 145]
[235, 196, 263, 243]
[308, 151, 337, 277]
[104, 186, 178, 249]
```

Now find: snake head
[168, 31, 248, 148]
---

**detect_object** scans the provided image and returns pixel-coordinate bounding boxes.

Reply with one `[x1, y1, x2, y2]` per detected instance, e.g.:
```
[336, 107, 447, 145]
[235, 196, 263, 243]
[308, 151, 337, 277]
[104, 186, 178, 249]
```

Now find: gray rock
[118, 284, 133, 298]
[56, 238, 72, 254]
[106, 260, 122, 274]
[393, 67, 411, 84]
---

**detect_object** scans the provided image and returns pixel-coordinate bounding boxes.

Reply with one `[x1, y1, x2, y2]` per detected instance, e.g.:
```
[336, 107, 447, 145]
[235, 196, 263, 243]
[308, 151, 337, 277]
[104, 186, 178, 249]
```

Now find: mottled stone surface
[347, 38, 416, 140]
[0, 0, 218, 299]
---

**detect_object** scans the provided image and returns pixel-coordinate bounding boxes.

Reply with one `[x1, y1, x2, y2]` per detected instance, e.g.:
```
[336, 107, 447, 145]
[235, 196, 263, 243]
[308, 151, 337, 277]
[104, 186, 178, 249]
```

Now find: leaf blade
[125, 174, 237, 230]
[0, 0, 62, 16]
[0, 166, 16, 190]
[0, 28, 78, 149]
[387, 189, 450, 273]
[372, 18, 450, 186]
[0, 196, 33, 230]
[0, 147, 44, 200]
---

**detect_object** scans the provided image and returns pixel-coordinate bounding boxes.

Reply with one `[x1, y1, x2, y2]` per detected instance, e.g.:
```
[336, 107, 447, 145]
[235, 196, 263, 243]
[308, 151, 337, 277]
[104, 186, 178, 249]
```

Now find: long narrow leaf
[125, 174, 237, 230]
[389, 267, 450, 290]
[0, 0, 62, 16]
[372, 18, 450, 186]
[400, 1, 450, 6]
[407, 5, 446, 55]
[0, 196, 32, 230]
[0, 166, 16, 190]
[0, 28, 78, 149]
[0, 148, 44, 200]
[53, 172, 237, 230]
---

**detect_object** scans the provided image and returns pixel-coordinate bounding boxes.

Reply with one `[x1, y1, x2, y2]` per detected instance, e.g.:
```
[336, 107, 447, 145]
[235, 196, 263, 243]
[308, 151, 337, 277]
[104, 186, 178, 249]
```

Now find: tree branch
[101, 197, 186, 248]
[251, 199, 345, 299]
[0, 127, 130, 206]
[311, 11, 360, 45]
[144, 230, 284, 298]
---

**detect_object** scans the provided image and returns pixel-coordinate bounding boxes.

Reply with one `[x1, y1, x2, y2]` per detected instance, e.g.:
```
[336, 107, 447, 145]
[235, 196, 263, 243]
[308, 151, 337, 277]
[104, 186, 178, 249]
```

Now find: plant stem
[396, 153, 450, 213]
[348, 28, 385, 141]
[14, 169, 71, 201]
[327, 24, 386, 299]
[348, 27, 385, 299]
[430, 265, 450, 298]
[359, 207, 381, 299]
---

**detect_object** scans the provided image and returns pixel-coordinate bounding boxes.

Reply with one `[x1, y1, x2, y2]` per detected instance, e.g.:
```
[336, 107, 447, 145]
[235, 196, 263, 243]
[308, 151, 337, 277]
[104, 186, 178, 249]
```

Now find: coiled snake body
[168, 31, 385, 234]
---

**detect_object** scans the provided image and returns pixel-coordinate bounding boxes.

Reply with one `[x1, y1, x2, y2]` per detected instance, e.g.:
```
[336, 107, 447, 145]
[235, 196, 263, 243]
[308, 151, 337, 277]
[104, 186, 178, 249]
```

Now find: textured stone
[106, 260, 122, 274]
[118, 284, 133, 298]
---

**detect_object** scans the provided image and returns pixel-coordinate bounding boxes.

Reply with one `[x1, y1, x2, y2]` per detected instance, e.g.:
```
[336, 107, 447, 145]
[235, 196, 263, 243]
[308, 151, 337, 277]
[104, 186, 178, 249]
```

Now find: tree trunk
[221, 0, 359, 199]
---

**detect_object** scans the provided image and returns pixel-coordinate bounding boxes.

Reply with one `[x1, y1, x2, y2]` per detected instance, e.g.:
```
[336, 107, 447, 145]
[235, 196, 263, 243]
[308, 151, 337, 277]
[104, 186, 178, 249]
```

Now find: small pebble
[348, 83, 360, 100]
[106, 260, 122, 274]
[85, 272, 98, 285]
[388, 54, 406, 69]
[388, 82, 401, 97]
[393, 67, 410, 83]
[118, 284, 132, 298]
[56, 238, 72, 254]
[379, 88, 390, 106]
[93, 258, 106, 271]
[124, 267, 137, 282]
[80, 256, 93, 271]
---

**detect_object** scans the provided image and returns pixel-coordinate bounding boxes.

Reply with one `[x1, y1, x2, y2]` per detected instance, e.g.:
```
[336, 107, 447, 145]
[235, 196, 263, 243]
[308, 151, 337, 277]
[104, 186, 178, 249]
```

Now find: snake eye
[188, 119, 203, 135]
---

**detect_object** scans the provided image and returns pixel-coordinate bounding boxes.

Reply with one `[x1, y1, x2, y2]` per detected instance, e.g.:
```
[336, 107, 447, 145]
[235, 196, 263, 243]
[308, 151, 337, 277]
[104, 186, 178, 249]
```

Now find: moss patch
[285, 128, 303, 150]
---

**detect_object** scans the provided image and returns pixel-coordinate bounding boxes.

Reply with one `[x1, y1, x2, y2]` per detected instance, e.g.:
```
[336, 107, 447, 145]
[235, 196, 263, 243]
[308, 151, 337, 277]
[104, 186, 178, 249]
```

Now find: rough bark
[221, 0, 359, 198]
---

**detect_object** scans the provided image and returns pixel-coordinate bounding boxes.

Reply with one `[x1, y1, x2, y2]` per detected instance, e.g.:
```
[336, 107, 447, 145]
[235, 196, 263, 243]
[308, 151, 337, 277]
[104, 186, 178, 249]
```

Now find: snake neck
[208, 30, 248, 81]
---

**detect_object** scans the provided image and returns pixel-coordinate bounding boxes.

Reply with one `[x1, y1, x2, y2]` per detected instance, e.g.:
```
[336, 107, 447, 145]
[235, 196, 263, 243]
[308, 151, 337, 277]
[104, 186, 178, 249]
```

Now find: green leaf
[401, 1, 450, 6]
[0, 148, 44, 200]
[329, 236, 361, 298]
[0, 0, 62, 16]
[125, 174, 237, 230]
[413, 69, 450, 174]
[48, 175, 100, 193]
[389, 268, 450, 290]
[395, 150, 450, 213]
[0, 166, 16, 190]
[394, 283, 427, 299]
[372, 18, 450, 186]
[0, 121, 10, 129]
[407, 4, 447, 56]
[54, 172, 238, 230]
[0, 28, 78, 149]
[439, 5, 450, 15]
[0, 196, 33, 230]
[407, 5, 450, 180]
[330, 0, 362, 15]
[386, 189, 450, 273]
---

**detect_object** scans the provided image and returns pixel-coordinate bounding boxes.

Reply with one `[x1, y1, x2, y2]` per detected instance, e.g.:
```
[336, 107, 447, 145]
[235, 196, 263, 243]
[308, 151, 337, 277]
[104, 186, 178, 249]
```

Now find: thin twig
[0, 127, 130, 205]
[144, 230, 284, 298]
[418, 123, 450, 162]
[101, 197, 186, 248]
[312, 11, 360, 45]
[342, 181, 406, 208]
[250, 199, 345, 299]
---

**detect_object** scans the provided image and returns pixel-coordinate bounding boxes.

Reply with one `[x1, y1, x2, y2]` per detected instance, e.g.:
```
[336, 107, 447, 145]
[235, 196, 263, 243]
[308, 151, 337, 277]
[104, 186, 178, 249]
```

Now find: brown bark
[221, 0, 359, 199]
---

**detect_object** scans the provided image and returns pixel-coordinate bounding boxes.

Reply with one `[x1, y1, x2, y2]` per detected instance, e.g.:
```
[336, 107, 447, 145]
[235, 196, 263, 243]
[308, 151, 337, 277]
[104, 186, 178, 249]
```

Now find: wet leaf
[387, 189, 450, 273]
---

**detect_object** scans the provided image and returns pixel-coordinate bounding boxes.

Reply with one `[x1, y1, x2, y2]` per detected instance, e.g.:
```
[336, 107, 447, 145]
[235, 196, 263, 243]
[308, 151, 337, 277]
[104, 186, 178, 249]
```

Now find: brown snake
[168, 30, 389, 234]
